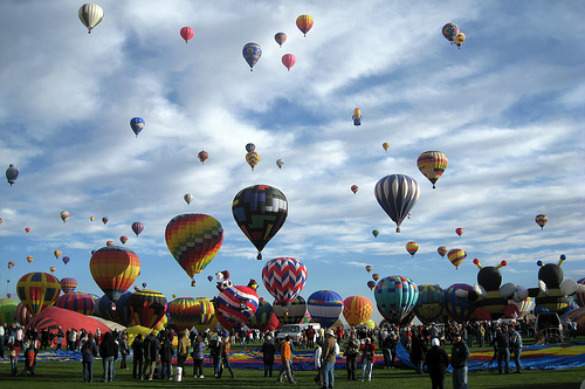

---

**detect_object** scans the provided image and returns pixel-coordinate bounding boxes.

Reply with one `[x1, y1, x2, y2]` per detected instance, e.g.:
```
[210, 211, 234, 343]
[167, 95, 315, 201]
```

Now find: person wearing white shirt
[313, 343, 323, 387]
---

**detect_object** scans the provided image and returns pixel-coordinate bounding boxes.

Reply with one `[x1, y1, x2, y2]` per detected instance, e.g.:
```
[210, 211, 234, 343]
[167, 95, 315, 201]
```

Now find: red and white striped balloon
[262, 257, 307, 305]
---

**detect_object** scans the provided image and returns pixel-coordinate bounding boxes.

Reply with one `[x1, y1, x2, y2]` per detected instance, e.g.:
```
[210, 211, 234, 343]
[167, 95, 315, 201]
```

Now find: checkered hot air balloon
[16, 272, 61, 315]
[90, 246, 140, 302]
[165, 214, 223, 280]
[308, 290, 343, 328]
[128, 289, 167, 329]
[215, 285, 259, 330]
[374, 275, 419, 325]
[343, 296, 373, 327]
[414, 284, 445, 324]
[273, 296, 307, 325]
[262, 257, 307, 305]
[55, 292, 96, 315]
[60, 277, 78, 294]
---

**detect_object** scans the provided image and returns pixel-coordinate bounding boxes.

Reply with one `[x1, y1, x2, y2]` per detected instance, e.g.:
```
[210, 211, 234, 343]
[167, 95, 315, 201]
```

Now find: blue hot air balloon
[130, 117, 145, 137]
[6, 164, 19, 186]
[308, 290, 343, 328]
[375, 174, 420, 232]
[444, 283, 476, 322]
[374, 275, 419, 325]
[242, 43, 262, 71]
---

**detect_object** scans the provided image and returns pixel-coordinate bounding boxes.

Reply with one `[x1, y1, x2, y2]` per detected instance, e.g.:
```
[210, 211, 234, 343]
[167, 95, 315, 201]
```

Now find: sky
[0, 1, 584, 320]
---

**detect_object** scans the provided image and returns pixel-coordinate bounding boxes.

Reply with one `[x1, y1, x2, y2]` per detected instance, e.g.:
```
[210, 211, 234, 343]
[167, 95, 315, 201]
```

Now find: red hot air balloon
[120, 235, 128, 245]
[197, 150, 208, 164]
[281, 54, 296, 71]
[351, 185, 359, 194]
[180, 26, 195, 43]
[456, 227, 464, 237]
[132, 222, 144, 237]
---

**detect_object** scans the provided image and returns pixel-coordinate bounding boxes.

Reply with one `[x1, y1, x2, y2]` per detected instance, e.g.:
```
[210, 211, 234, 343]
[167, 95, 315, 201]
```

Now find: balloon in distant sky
[102, 217, 108, 225]
[106, 240, 113, 247]
[242, 42, 262, 71]
[90, 246, 141, 302]
[53, 249, 62, 259]
[365, 265, 372, 273]
[26, 256, 33, 263]
[24, 227, 31, 233]
[6, 164, 19, 186]
[120, 235, 128, 245]
[382, 142, 390, 151]
[62, 256, 70, 265]
[245, 143, 256, 153]
[276, 159, 284, 169]
[456, 227, 464, 237]
[367, 281, 376, 290]
[131, 222, 144, 237]
[374, 275, 418, 324]
[372, 229, 379, 238]
[89, 216, 96, 222]
[535, 214, 548, 230]
[274, 32, 287, 47]
[262, 257, 307, 305]
[184, 193, 193, 205]
[372, 273, 380, 282]
[179, 26, 195, 43]
[141, 282, 147, 288]
[7, 260, 15, 270]
[17, 272, 61, 315]
[197, 150, 208, 164]
[245, 151, 260, 170]
[281, 53, 296, 71]
[165, 214, 223, 280]
[296, 14, 314, 36]
[447, 248, 467, 269]
[232, 185, 288, 260]
[442, 22, 459, 42]
[352, 107, 361, 126]
[375, 174, 420, 233]
[79, 3, 104, 33]
[454, 32, 465, 47]
[417, 151, 448, 189]
[60, 210, 71, 223]
[60, 277, 78, 293]
[130, 117, 145, 137]
[351, 185, 359, 194]
[308, 290, 343, 328]
[406, 241, 419, 256]
[437, 246, 448, 257]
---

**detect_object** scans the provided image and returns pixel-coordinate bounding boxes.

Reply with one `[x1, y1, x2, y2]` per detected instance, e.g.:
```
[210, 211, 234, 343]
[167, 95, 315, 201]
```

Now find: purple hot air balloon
[131, 222, 144, 237]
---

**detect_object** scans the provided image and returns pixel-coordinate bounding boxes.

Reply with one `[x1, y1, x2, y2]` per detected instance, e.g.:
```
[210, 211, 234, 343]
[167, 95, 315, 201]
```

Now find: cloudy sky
[0, 1, 583, 315]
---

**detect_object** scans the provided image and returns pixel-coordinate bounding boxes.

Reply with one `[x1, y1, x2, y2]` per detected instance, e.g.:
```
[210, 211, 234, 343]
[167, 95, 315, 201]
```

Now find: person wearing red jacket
[360, 337, 376, 382]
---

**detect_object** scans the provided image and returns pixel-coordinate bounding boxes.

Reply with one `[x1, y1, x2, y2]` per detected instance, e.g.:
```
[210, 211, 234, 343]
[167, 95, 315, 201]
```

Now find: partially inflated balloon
[535, 214, 548, 230]
[281, 53, 296, 71]
[274, 32, 287, 47]
[447, 249, 467, 269]
[90, 246, 141, 302]
[343, 296, 373, 327]
[60, 210, 71, 222]
[184, 193, 193, 205]
[245, 151, 260, 170]
[132, 222, 144, 237]
[232, 185, 288, 260]
[60, 278, 78, 293]
[130, 117, 145, 137]
[17, 272, 61, 315]
[5, 164, 19, 186]
[296, 14, 314, 36]
[262, 257, 307, 305]
[216, 285, 259, 330]
[128, 289, 167, 329]
[414, 284, 445, 324]
[417, 151, 448, 189]
[375, 175, 420, 232]
[374, 275, 418, 324]
[79, 3, 104, 33]
[437, 246, 448, 257]
[243, 42, 262, 71]
[308, 290, 343, 328]
[165, 214, 223, 280]
[180, 26, 195, 43]
[56, 292, 95, 315]
[406, 241, 419, 256]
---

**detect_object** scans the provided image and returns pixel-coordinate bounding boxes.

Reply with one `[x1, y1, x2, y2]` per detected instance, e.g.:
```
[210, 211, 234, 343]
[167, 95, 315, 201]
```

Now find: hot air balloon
[7, 260, 15, 270]
[215, 284, 259, 330]
[62, 256, 70, 265]
[102, 217, 108, 225]
[445, 283, 476, 322]
[191, 280, 196, 287]
[16, 272, 61, 315]
[94, 293, 131, 326]
[54, 249, 62, 259]
[252, 299, 279, 331]
[343, 296, 373, 327]
[367, 281, 376, 290]
[365, 265, 372, 273]
[24, 226, 31, 233]
[308, 290, 343, 328]
[131, 222, 144, 237]
[232, 185, 288, 260]
[535, 214, 548, 230]
[442, 22, 459, 42]
[282, 53, 296, 71]
[447, 249, 467, 269]
[274, 32, 287, 47]
[106, 240, 114, 247]
[351, 185, 359, 194]
[168, 297, 199, 331]
[245, 151, 260, 170]
[120, 235, 128, 245]
[417, 151, 448, 189]
[165, 213, 223, 280]
[455, 227, 464, 237]
[128, 289, 167, 329]
[0, 299, 18, 325]
[576, 278, 585, 308]
[197, 150, 208, 164]
[296, 14, 314, 36]
[60, 278, 78, 293]
[60, 210, 71, 223]
[372, 273, 380, 282]
[56, 292, 96, 315]
[414, 284, 445, 324]
[26, 256, 33, 264]
[276, 159, 284, 169]
[184, 193, 193, 205]
[90, 246, 141, 302]
[372, 229, 379, 238]
[406, 241, 419, 256]
[273, 296, 307, 325]
[262, 257, 308, 305]
[180, 26, 195, 43]
[382, 142, 390, 152]
[454, 32, 465, 47]
[245, 143, 256, 153]
[352, 107, 361, 126]
[374, 275, 419, 324]
[193, 298, 215, 331]
[437, 246, 448, 257]
[79, 3, 104, 33]
[375, 174, 420, 232]
[49, 266, 57, 273]
[242, 42, 262, 71]
[129, 117, 145, 137]
[89, 216, 96, 222]
[5, 164, 19, 186]
[207, 275, 213, 282]
[141, 282, 147, 289]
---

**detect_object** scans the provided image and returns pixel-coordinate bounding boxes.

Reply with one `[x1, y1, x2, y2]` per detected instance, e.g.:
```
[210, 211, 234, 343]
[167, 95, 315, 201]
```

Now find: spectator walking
[278, 336, 296, 384]
[23, 338, 39, 376]
[99, 332, 117, 383]
[425, 338, 449, 389]
[81, 334, 98, 383]
[261, 335, 276, 378]
[451, 332, 470, 389]
[131, 334, 144, 380]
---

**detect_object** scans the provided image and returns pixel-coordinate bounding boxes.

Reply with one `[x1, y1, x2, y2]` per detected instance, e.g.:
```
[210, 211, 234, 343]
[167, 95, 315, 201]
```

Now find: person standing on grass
[160, 332, 173, 380]
[8, 339, 18, 376]
[495, 326, 510, 374]
[23, 338, 39, 376]
[146, 332, 161, 381]
[410, 331, 426, 374]
[344, 332, 360, 381]
[425, 338, 449, 389]
[261, 335, 276, 378]
[359, 337, 375, 382]
[0, 323, 5, 359]
[119, 331, 129, 370]
[209, 335, 222, 378]
[322, 329, 338, 389]
[81, 333, 98, 383]
[218, 335, 235, 378]
[99, 331, 117, 383]
[509, 325, 523, 374]
[451, 332, 470, 389]
[131, 334, 144, 380]
[278, 336, 296, 384]
[313, 340, 323, 386]
[192, 334, 206, 379]
[177, 330, 191, 376]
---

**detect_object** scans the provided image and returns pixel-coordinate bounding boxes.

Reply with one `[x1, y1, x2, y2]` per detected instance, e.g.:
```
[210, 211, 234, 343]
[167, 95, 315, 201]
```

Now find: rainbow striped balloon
[216, 285, 259, 330]
[193, 297, 216, 331]
[417, 151, 448, 189]
[262, 257, 307, 305]
[90, 246, 140, 302]
[406, 241, 419, 256]
[448, 248, 467, 269]
[16, 272, 61, 315]
[343, 295, 373, 327]
[165, 214, 223, 280]
[60, 277, 78, 294]
[55, 292, 96, 315]
[168, 297, 200, 331]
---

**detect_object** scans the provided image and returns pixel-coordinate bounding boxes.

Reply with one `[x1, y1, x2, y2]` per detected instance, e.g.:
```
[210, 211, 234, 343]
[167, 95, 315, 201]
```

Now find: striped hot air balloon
[445, 283, 476, 322]
[168, 297, 200, 331]
[78, 3, 104, 33]
[535, 214, 548, 230]
[375, 175, 420, 232]
[90, 246, 140, 302]
[273, 296, 307, 325]
[60, 277, 78, 293]
[343, 296, 373, 327]
[16, 272, 61, 315]
[308, 290, 343, 329]
[193, 297, 216, 331]
[374, 275, 418, 325]
[216, 285, 259, 330]
[406, 241, 419, 256]
[15, 302, 32, 326]
[417, 151, 448, 189]
[128, 289, 167, 329]
[165, 214, 223, 280]
[414, 284, 445, 324]
[296, 14, 314, 36]
[55, 292, 96, 315]
[447, 249, 467, 269]
[262, 257, 308, 305]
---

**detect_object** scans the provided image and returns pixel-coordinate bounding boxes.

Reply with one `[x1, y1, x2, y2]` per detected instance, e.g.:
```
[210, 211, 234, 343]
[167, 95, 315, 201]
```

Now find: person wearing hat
[322, 329, 338, 389]
[451, 332, 470, 389]
[425, 338, 449, 389]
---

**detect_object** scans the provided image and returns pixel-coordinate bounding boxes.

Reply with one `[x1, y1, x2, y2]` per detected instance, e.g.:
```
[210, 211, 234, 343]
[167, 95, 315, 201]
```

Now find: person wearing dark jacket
[191, 335, 206, 378]
[209, 336, 222, 378]
[81, 334, 98, 382]
[425, 338, 449, 389]
[160, 333, 173, 380]
[495, 327, 510, 374]
[146, 333, 161, 381]
[410, 332, 426, 374]
[142, 334, 151, 380]
[451, 333, 470, 389]
[99, 332, 118, 383]
[131, 334, 144, 380]
[261, 335, 276, 377]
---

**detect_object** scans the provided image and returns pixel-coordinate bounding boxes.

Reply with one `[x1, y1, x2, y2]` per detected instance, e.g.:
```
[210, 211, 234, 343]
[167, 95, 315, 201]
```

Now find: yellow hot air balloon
[406, 241, 419, 256]
[246, 151, 260, 170]
[352, 107, 361, 126]
[455, 32, 465, 47]
[382, 142, 390, 152]
[447, 248, 467, 269]
[417, 151, 448, 189]
[16, 272, 61, 315]
[343, 296, 373, 327]
[54, 249, 62, 259]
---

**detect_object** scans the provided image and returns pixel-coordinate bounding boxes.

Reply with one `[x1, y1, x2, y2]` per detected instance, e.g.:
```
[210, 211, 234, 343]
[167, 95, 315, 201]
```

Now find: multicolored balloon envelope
[374, 275, 418, 325]
[273, 296, 307, 325]
[168, 297, 200, 331]
[55, 292, 96, 316]
[343, 296, 373, 327]
[128, 289, 167, 329]
[193, 297, 216, 331]
[0, 299, 18, 325]
[17, 272, 61, 315]
[165, 213, 223, 280]
[90, 246, 141, 302]
[445, 283, 476, 322]
[232, 185, 288, 260]
[308, 290, 343, 329]
[414, 284, 445, 324]
[296, 14, 314, 36]
[60, 277, 78, 293]
[262, 257, 307, 305]
[375, 175, 420, 232]
[417, 151, 448, 189]
[242, 42, 262, 70]
[216, 285, 259, 330]
[447, 248, 467, 269]
[132, 222, 144, 237]
[252, 299, 279, 331]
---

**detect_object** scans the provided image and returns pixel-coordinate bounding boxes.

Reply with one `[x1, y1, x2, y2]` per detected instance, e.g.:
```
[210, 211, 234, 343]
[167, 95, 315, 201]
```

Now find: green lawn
[0, 361, 583, 389]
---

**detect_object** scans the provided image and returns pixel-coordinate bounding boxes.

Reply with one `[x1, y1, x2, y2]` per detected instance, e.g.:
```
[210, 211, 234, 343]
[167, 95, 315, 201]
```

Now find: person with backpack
[425, 338, 449, 389]
[81, 333, 98, 382]
[451, 332, 470, 389]
[509, 325, 523, 373]
[131, 334, 144, 380]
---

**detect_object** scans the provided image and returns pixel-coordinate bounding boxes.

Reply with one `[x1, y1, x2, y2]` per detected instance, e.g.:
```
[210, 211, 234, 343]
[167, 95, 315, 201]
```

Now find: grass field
[0, 361, 583, 389]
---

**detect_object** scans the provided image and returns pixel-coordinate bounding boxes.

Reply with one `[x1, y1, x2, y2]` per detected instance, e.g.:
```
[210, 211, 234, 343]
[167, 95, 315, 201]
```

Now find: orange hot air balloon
[343, 296, 373, 327]
[351, 185, 359, 194]
[26, 256, 33, 263]
[90, 246, 141, 302]
[437, 246, 448, 257]
[455, 228, 464, 237]
[296, 14, 314, 36]
[16, 272, 61, 315]
[406, 241, 419, 256]
[447, 248, 467, 269]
